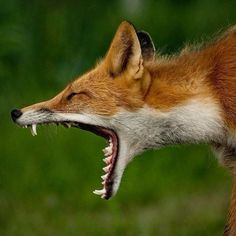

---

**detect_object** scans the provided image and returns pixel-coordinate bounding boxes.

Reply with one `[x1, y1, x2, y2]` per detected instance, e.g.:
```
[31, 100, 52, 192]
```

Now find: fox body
[11, 22, 236, 235]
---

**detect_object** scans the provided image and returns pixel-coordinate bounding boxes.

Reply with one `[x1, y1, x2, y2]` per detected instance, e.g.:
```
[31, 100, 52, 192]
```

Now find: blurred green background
[1, 0, 236, 235]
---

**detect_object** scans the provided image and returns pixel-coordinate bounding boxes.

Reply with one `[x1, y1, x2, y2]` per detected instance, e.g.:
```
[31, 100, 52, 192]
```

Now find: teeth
[103, 157, 110, 164]
[102, 181, 105, 185]
[103, 165, 111, 172]
[93, 189, 106, 195]
[103, 156, 112, 164]
[102, 148, 110, 156]
[103, 158, 109, 164]
[30, 124, 37, 136]
[64, 123, 71, 128]
[104, 146, 112, 156]
[104, 152, 110, 157]
[101, 174, 108, 180]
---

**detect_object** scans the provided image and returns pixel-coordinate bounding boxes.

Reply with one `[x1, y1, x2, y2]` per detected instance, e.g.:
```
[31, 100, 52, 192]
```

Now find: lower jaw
[17, 119, 121, 199]
[63, 122, 120, 199]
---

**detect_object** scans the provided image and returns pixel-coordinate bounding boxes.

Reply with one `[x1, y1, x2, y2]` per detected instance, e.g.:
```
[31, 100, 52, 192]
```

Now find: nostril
[11, 109, 22, 122]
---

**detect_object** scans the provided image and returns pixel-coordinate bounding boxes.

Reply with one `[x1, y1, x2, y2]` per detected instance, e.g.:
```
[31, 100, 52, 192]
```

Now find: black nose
[11, 109, 22, 122]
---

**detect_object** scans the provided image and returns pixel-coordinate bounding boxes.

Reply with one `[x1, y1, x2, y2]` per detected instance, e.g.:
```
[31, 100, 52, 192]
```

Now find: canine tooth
[93, 189, 105, 195]
[103, 165, 111, 172]
[101, 174, 108, 180]
[30, 124, 37, 136]
[33, 124, 37, 135]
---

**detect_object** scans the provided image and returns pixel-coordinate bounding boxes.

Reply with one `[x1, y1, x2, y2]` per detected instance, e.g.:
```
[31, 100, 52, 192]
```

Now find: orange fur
[23, 24, 236, 127]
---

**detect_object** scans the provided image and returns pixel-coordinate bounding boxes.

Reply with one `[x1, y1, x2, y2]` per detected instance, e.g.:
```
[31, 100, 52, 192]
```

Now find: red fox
[11, 21, 236, 235]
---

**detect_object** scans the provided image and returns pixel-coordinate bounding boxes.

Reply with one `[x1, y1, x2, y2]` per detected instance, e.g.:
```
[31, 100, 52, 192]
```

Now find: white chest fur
[111, 98, 225, 154]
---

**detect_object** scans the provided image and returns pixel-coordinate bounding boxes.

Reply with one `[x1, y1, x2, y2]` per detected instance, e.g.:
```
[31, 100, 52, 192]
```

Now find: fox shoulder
[207, 25, 236, 127]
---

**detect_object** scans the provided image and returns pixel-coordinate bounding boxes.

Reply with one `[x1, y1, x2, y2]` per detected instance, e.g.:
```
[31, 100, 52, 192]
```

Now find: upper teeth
[25, 121, 74, 136]
[30, 124, 37, 136]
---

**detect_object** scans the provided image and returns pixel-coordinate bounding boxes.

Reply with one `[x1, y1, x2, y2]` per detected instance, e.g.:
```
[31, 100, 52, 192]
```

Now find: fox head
[11, 21, 157, 199]
[11, 21, 224, 199]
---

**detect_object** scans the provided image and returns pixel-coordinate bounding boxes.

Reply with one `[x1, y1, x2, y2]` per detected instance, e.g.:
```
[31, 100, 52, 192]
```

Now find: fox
[11, 21, 236, 235]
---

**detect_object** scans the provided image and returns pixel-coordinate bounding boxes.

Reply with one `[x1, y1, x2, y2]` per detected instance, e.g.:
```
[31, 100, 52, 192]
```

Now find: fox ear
[105, 21, 143, 79]
[137, 31, 155, 61]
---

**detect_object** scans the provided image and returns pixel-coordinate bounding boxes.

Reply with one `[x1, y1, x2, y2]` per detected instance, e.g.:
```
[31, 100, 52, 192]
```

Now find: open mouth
[78, 123, 119, 199]
[21, 121, 119, 200]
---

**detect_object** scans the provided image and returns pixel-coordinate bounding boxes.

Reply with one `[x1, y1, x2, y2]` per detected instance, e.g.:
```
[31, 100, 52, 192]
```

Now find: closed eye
[66, 92, 78, 101]
[66, 91, 91, 101]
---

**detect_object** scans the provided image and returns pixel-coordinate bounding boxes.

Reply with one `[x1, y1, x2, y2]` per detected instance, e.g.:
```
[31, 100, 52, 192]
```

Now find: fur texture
[12, 21, 236, 235]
